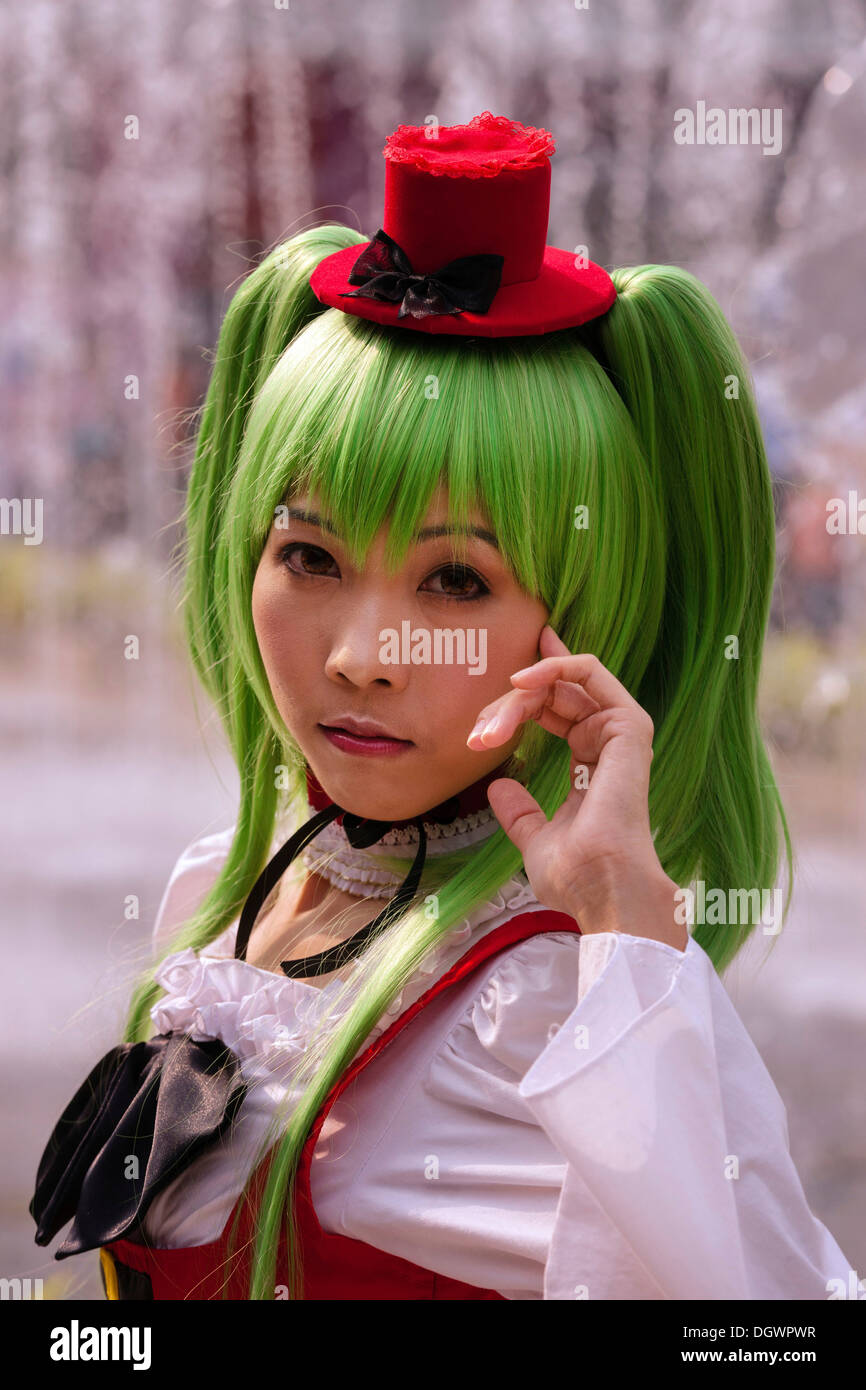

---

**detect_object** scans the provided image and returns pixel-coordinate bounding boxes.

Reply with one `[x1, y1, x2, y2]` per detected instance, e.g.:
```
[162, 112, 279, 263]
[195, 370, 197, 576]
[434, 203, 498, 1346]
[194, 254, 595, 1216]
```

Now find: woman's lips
[318, 724, 414, 757]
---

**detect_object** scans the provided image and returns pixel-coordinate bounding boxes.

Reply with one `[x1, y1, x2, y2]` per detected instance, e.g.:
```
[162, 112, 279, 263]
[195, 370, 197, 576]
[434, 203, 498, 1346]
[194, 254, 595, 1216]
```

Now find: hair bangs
[233, 309, 654, 625]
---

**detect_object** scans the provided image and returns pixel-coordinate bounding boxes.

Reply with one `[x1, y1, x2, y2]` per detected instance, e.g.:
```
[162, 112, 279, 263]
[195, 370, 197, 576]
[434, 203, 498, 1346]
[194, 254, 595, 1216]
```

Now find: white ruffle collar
[297, 807, 500, 899]
[150, 872, 541, 1076]
[271, 789, 502, 901]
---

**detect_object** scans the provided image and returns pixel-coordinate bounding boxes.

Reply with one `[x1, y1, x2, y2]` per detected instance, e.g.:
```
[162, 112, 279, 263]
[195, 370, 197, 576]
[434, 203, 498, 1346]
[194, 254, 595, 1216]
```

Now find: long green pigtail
[593, 265, 794, 971]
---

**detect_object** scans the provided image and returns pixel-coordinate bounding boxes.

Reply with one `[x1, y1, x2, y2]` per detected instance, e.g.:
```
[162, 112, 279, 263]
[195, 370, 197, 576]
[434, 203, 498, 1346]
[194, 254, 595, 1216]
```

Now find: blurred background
[2, 0, 864, 1299]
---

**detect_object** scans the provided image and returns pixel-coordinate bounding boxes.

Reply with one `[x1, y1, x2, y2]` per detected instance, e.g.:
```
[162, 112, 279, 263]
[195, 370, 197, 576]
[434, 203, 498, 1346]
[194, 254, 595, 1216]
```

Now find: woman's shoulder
[152, 824, 236, 954]
[426, 921, 709, 1097]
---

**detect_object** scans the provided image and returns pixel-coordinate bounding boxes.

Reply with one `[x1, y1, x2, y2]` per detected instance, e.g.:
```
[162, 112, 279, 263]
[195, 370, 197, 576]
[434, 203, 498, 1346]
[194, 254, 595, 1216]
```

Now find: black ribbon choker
[234, 795, 463, 978]
[340, 228, 504, 319]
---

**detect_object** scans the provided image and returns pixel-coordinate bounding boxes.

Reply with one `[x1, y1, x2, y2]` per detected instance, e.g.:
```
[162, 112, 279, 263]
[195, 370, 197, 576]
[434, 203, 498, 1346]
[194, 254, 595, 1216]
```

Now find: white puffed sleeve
[151, 827, 235, 956]
[515, 930, 853, 1300]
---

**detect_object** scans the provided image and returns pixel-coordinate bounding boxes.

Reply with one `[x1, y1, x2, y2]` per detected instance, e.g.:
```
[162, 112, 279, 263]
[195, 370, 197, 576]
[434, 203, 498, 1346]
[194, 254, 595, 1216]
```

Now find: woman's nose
[324, 609, 413, 689]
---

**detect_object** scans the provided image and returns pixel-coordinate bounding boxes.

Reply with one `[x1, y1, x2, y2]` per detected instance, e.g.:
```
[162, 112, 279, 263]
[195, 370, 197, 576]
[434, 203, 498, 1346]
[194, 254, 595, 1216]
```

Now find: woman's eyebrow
[283, 507, 500, 552]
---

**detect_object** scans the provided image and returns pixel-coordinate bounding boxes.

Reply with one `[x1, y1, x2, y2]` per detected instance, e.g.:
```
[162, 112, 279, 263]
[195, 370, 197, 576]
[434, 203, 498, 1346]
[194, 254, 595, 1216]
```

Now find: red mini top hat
[309, 111, 616, 337]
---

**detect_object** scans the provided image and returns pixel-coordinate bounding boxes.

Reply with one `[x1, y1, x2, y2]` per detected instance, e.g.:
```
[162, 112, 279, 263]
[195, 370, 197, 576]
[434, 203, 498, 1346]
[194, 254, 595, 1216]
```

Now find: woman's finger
[485, 778, 548, 855]
[469, 673, 603, 749]
[511, 649, 648, 723]
[467, 684, 549, 747]
[536, 677, 601, 723]
[538, 624, 571, 658]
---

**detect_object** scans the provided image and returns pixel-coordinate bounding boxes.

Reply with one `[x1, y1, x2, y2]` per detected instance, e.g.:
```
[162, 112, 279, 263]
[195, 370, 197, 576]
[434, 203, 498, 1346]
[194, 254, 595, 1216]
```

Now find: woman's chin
[306, 748, 439, 823]
[321, 782, 435, 824]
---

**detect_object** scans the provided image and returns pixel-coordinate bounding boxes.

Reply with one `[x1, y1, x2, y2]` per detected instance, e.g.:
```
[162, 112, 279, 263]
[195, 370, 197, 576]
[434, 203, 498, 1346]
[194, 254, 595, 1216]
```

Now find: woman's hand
[467, 625, 687, 951]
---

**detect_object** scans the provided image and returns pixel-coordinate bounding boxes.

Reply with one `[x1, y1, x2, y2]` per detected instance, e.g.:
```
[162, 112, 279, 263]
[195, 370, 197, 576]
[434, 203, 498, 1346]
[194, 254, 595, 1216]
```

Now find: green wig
[122, 222, 793, 1299]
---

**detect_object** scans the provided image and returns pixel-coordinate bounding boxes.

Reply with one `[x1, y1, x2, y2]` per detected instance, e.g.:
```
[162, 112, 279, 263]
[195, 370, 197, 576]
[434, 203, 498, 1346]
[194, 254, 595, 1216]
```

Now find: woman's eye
[421, 564, 490, 601]
[278, 543, 339, 578]
[277, 545, 488, 601]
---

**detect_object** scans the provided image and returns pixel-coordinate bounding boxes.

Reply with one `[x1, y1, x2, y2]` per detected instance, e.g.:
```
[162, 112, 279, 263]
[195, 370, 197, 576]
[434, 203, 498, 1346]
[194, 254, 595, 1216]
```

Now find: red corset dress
[100, 907, 581, 1300]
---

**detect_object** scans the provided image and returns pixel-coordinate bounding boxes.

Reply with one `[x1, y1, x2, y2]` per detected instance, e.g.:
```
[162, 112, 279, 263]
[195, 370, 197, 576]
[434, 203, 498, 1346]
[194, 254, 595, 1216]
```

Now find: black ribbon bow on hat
[30, 1033, 247, 1257]
[341, 228, 504, 319]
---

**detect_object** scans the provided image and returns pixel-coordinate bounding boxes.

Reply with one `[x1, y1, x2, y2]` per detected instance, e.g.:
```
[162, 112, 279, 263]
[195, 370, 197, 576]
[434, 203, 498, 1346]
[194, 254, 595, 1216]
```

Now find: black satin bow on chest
[30, 1034, 246, 1257]
[341, 228, 504, 319]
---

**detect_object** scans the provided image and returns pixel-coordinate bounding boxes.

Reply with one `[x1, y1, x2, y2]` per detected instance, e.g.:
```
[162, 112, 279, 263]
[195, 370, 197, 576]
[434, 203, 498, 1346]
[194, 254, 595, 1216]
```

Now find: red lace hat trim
[383, 110, 555, 179]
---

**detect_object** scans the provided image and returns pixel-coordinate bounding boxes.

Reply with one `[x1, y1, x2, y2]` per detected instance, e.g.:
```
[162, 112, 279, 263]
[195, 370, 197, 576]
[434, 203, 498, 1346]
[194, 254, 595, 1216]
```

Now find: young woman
[31, 112, 852, 1300]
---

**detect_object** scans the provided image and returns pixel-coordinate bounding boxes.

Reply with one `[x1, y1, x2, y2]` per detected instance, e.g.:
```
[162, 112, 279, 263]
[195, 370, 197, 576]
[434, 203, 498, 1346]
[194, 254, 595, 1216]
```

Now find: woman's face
[251, 482, 549, 820]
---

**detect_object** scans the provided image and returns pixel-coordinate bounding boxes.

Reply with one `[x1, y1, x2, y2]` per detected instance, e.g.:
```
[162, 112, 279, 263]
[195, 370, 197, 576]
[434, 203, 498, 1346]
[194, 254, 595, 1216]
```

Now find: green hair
[123, 222, 793, 1300]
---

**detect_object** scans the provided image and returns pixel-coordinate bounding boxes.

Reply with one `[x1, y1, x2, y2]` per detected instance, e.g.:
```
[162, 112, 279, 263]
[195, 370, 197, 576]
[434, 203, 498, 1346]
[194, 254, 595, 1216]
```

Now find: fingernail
[468, 716, 487, 740]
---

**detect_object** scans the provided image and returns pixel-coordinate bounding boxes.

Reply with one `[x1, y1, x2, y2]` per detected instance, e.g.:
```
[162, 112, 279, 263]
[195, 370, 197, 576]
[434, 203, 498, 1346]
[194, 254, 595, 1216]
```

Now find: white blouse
[141, 825, 852, 1300]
